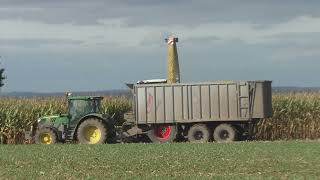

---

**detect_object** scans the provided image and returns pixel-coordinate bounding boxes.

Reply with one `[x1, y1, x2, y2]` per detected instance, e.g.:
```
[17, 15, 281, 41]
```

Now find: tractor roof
[68, 96, 103, 100]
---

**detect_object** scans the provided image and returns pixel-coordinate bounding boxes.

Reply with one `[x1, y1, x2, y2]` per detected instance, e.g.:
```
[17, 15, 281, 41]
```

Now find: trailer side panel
[134, 81, 272, 124]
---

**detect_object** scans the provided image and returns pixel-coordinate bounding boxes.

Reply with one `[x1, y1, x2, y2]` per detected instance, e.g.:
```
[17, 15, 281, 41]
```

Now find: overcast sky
[1, 0, 320, 92]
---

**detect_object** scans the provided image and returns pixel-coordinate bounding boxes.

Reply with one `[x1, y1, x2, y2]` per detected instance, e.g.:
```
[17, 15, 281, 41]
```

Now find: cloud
[1, 0, 320, 26]
[0, 38, 83, 48]
[1, 15, 320, 51]
[2, 1, 320, 91]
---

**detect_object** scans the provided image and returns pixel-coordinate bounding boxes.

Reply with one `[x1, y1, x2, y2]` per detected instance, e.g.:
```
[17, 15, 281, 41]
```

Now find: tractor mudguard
[37, 122, 54, 129]
[79, 113, 113, 124]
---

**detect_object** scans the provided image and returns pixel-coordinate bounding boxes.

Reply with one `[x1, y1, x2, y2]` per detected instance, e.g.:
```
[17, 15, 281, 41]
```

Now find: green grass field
[0, 141, 319, 179]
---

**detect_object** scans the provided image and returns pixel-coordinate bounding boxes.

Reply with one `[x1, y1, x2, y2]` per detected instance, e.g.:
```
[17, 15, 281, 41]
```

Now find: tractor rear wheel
[213, 123, 236, 143]
[147, 125, 176, 143]
[187, 124, 210, 143]
[77, 118, 107, 144]
[35, 128, 57, 144]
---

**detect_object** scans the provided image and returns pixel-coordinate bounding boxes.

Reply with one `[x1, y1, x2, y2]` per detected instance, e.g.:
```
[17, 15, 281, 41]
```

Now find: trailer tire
[213, 123, 236, 143]
[77, 118, 107, 144]
[35, 128, 57, 144]
[147, 125, 176, 143]
[187, 124, 210, 143]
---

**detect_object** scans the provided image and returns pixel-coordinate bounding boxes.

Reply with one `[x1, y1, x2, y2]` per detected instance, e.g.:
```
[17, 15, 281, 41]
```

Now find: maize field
[255, 92, 320, 140]
[1, 92, 320, 144]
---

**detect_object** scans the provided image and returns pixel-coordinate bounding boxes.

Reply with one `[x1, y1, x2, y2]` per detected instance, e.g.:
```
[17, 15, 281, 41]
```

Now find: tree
[0, 67, 5, 87]
[0, 57, 5, 87]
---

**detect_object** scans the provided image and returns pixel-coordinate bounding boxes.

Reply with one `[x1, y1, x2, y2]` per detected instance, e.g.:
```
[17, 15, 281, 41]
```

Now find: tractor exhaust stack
[165, 36, 180, 84]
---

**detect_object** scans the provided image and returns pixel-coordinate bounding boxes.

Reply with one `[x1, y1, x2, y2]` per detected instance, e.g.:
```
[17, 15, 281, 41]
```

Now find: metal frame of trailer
[124, 80, 272, 143]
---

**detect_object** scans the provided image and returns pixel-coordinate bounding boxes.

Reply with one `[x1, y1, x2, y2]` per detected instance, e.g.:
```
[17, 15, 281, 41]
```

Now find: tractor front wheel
[77, 118, 107, 144]
[35, 128, 58, 145]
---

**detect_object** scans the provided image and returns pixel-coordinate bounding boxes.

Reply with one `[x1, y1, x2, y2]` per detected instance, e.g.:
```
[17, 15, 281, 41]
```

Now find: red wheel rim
[154, 126, 171, 140]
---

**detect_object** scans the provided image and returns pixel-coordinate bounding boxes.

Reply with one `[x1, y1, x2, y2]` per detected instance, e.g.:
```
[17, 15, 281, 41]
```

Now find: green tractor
[35, 95, 115, 144]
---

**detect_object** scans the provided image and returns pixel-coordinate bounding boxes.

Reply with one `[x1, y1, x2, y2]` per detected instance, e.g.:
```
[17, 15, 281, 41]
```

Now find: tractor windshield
[69, 99, 101, 120]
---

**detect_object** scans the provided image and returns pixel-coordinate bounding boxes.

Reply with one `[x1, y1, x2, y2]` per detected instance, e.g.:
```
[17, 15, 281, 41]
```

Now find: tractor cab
[68, 96, 103, 124]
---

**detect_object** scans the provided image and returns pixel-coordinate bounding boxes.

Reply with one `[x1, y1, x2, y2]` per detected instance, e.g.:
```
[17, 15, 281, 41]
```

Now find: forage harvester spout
[165, 36, 180, 84]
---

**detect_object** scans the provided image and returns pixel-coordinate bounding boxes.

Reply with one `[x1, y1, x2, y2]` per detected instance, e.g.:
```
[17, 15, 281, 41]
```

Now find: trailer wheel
[213, 123, 236, 143]
[147, 125, 176, 143]
[77, 118, 107, 144]
[35, 128, 57, 144]
[187, 124, 210, 143]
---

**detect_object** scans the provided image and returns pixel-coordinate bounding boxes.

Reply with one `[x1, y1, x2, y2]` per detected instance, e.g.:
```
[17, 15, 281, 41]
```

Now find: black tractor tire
[187, 124, 210, 143]
[147, 125, 176, 143]
[35, 128, 58, 144]
[77, 118, 107, 144]
[0, 133, 7, 144]
[213, 123, 236, 143]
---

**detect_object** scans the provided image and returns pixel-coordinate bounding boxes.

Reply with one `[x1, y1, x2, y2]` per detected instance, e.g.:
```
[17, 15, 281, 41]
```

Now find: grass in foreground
[0, 141, 319, 179]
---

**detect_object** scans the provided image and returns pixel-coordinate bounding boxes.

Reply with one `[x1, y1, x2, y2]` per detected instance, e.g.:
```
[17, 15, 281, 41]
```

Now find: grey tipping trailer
[125, 80, 272, 143]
